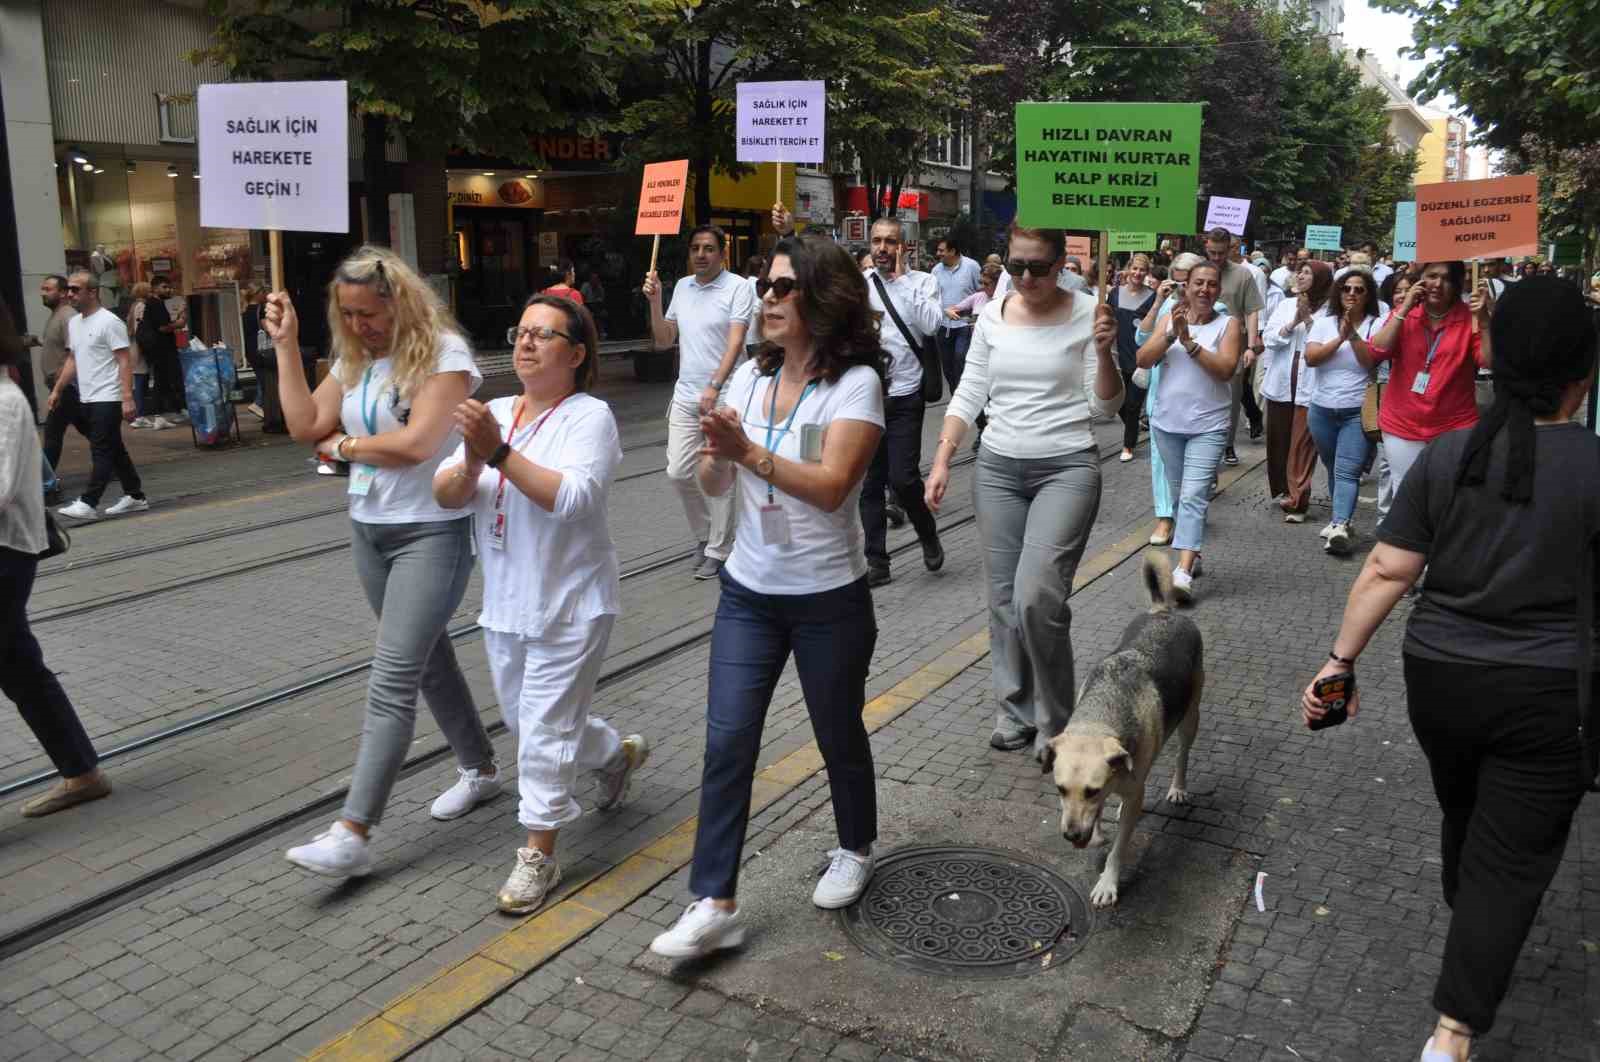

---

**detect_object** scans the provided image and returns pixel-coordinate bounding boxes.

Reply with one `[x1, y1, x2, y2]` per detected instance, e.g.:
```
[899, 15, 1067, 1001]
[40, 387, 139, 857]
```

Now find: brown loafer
[20, 775, 112, 818]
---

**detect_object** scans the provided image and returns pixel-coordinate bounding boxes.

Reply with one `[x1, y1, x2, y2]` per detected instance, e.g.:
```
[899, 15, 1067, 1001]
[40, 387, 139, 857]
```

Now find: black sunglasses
[755, 276, 799, 300]
[1003, 258, 1053, 278]
[1340, 284, 1368, 294]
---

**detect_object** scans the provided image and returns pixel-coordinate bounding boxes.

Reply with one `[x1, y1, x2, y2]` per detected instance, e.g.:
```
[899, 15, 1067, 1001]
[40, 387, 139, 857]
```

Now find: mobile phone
[1308, 672, 1354, 731]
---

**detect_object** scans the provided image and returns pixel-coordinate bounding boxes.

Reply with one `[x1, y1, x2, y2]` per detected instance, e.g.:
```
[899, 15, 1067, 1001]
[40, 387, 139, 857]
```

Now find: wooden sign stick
[649, 234, 661, 276]
[1471, 259, 1480, 334]
[269, 230, 285, 292]
[1097, 232, 1110, 305]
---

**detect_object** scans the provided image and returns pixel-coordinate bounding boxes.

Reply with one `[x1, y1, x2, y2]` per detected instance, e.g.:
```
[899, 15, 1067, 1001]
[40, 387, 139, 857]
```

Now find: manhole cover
[837, 845, 1091, 978]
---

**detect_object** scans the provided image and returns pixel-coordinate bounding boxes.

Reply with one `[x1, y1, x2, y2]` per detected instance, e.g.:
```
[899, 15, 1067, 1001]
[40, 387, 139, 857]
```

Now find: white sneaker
[812, 848, 874, 909]
[1319, 522, 1337, 540]
[1326, 523, 1353, 556]
[649, 899, 746, 959]
[57, 500, 98, 521]
[593, 735, 649, 811]
[149, 416, 175, 430]
[129, 416, 152, 429]
[1172, 567, 1195, 603]
[286, 821, 372, 877]
[104, 496, 149, 516]
[497, 848, 561, 914]
[430, 765, 502, 821]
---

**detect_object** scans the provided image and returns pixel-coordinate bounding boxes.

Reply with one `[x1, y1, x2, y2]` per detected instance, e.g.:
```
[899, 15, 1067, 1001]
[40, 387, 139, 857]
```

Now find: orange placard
[635, 160, 690, 236]
[1415, 174, 1539, 262]
[1065, 236, 1093, 260]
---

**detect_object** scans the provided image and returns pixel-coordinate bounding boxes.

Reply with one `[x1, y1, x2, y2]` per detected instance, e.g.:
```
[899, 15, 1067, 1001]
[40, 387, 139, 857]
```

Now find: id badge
[487, 510, 508, 550]
[759, 504, 791, 547]
[1411, 371, 1431, 396]
[800, 423, 824, 463]
[347, 463, 376, 497]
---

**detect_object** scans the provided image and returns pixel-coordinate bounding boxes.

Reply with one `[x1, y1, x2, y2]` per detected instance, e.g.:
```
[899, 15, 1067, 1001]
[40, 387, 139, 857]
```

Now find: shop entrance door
[711, 211, 762, 274]
[454, 209, 537, 347]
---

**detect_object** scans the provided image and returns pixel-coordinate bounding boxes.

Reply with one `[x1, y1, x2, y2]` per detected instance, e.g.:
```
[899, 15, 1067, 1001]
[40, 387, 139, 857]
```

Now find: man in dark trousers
[138, 274, 186, 422]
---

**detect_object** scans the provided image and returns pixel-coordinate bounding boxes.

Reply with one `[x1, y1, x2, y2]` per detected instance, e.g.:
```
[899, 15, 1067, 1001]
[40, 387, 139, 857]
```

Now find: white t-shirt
[1307, 313, 1379, 409]
[1259, 299, 1316, 406]
[337, 333, 482, 525]
[1151, 312, 1233, 435]
[864, 268, 942, 396]
[947, 293, 1121, 459]
[744, 275, 764, 346]
[665, 269, 757, 407]
[445, 393, 622, 638]
[722, 361, 885, 595]
[66, 307, 130, 403]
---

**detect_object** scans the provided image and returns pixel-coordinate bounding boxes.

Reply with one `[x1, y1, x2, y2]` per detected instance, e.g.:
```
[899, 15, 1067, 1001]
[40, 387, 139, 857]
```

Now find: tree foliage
[1373, 0, 1600, 153]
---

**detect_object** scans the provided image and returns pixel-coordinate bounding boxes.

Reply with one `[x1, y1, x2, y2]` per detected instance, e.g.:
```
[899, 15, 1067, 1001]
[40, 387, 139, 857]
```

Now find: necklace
[1424, 306, 1449, 321]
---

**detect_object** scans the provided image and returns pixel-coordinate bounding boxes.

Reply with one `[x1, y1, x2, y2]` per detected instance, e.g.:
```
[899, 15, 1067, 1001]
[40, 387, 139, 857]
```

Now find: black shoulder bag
[869, 271, 943, 403]
[37, 511, 70, 561]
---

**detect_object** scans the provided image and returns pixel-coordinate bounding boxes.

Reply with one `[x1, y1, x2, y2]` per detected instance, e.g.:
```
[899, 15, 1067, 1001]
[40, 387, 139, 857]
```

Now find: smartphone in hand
[1308, 672, 1354, 731]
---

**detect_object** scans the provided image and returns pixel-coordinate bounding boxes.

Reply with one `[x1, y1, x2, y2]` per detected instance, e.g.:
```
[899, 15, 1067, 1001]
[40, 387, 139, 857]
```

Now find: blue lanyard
[1420, 324, 1448, 374]
[358, 365, 380, 436]
[743, 367, 818, 503]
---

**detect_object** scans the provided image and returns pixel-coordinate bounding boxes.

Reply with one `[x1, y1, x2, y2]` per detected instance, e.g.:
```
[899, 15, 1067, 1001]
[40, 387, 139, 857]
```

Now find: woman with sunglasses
[650, 235, 887, 958]
[265, 246, 500, 879]
[926, 223, 1121, 757]
[1304, 268, 1382, 555]
[432, 295, 646, 914]
[1261, 260, 1332, 525]
[1136, 261, 1242, 603]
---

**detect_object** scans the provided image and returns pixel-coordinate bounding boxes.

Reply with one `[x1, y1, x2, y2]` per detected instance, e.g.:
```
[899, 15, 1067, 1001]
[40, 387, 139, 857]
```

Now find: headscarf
[1456, 276, 1596, 503]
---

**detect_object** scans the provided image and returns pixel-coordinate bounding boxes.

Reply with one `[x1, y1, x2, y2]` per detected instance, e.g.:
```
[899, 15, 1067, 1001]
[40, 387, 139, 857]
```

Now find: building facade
[1347, 50, 1431, 157]
[1416, 113, 1469, 185]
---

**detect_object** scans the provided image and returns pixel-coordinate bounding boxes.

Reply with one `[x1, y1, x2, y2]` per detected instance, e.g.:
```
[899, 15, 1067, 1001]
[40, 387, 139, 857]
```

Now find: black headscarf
[1455, 276, 1597, 503]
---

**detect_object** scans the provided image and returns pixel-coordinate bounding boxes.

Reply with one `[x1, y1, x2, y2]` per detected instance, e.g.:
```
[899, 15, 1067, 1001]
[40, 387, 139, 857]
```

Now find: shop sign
[197, 80, 349, 233]
[842, 215, 869, 243]
[448, 173, 544, 209]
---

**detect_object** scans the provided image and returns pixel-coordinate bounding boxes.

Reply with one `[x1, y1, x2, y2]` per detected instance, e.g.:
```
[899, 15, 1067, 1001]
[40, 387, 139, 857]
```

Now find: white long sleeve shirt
[947, 293, 1122, 459]
[0, 379, 46, 555]
[865, 268, 942, 397]
[1260, 299, 1316, 406]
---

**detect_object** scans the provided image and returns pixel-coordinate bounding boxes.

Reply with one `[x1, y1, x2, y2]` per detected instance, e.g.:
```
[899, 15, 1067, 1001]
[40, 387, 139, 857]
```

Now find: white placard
[199, 81, 350, 233]
[736, 80, 826, 165]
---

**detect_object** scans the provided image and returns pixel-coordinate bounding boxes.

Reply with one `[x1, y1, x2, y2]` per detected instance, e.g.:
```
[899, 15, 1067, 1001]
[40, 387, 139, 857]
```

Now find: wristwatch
[485, 442, 512, 468]
[753, 453, 775, 479]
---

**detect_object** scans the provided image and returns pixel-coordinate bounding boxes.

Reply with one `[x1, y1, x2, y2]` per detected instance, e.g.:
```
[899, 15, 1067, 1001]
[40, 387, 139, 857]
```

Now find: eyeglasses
[1003, 258, 1053, 278]
[506, 325, 573, 346]
[1340, 285, 1367, 294]
[754, 276, 799, 300]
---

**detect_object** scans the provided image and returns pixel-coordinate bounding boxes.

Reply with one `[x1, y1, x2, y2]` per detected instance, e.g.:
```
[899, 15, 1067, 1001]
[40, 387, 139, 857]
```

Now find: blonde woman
[264, 246, 500, 878]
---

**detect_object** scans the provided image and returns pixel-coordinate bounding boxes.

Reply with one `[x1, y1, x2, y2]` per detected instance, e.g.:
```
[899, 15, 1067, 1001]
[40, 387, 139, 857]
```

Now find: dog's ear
[1039, 739, 1056, 774]
[1105, 743, 1134, 776]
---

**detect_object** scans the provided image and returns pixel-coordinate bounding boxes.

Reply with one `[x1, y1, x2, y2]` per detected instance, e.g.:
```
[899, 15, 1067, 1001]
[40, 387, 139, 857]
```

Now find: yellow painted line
[305, 450, 1269, 1062]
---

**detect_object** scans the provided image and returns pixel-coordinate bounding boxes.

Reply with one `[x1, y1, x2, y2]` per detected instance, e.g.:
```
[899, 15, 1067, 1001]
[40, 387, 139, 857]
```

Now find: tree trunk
[363, 113, 391, 246]
[692, 40, 713, 227]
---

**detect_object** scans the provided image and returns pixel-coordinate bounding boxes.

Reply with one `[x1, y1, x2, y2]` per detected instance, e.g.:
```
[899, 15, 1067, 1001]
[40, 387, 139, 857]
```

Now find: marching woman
[1133, 252, 1213, 546]
[1374, 269, 1415, 523]
[433, 295, 647, 913]
[1136, 261, 1242, 603]
[1260, 260, 1331, 524]
[1367, 261, 1494, 500]
[266, 246, 500, 878]
[926, 222, 1121, 757]
[1109, 253, 1156, 463]
[1304, 268, 1381, 555]
[651, 234, 886, 958]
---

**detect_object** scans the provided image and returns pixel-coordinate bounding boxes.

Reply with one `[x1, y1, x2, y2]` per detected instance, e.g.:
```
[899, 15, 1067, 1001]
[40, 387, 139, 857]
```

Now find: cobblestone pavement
[3, 399, 1594, 1062]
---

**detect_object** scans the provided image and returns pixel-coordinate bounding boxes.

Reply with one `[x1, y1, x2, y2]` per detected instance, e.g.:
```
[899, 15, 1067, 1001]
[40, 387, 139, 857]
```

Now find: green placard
[1305, 224, 1343, 251]
[1548, 238, 1583, 266]
[1015, 102, 1202, 234]
[1109, 232, 1157, 252]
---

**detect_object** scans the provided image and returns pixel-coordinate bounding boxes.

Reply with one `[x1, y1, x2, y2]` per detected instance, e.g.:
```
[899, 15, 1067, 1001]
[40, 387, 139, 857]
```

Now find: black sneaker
[885, 498, 906, 528]
[1248, 422, 1263, 441]
[922, 537, 944, 572]
[867, 565, 891, 588]
[1223, 447, 1239, 466]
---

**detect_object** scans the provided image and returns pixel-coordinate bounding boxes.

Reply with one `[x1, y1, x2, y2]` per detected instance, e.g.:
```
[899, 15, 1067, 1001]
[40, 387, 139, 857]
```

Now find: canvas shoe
[20, 774, 111, 818]
[285, 821, 372, 878]
[649, 899, 746, 959]
[593, 735, 649, 811]
[1172, 567, 1195, 604]
[57, 500, 98, 521]
[497, 848, 562, 914]
[693, 555, 723, 580]
[812, 848, 874, 909]
[1319, 521, 1337, 540]
[1325, 523, 1354, 556]
[149, 415, 175, 429]
[129, 416, 153, 429]
[430, 765, 503, 820]
[104, 496, 149, 516]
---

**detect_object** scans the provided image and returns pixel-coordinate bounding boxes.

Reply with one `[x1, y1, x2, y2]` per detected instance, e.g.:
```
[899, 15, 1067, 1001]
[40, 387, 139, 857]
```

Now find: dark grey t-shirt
[1378, 422, 1600, 669]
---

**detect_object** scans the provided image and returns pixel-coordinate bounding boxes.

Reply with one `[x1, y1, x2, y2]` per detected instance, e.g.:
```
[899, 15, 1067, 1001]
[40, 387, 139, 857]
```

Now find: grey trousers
[974, 446, 1102, 753]
[343, 518, 495, 826]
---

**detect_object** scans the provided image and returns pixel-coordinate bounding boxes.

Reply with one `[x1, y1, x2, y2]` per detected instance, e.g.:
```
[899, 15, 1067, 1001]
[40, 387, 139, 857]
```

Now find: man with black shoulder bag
[862, 216, 945, 586]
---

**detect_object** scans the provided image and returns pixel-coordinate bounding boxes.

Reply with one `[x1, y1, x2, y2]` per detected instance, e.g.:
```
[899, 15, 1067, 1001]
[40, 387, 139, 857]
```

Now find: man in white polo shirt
[48, 270, 147, 521]
[862, 216, 945, 586]
[643, 225, 757, 580]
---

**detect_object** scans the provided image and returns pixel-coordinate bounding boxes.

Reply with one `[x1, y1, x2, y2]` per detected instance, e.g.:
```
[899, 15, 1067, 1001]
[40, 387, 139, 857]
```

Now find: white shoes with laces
[285, 821, 372, 877]
[57, 500, 97, 521]
[593, 735, 649, 811]
[649, 899, 747, 958]
[104, 496, 149, 516]
[812, 848, 874, 909]
[497, 848, 561, 914]
[430, 765, 503, 820]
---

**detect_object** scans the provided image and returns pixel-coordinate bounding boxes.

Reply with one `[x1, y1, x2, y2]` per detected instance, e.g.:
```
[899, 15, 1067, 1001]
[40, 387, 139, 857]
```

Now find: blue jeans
[132, 372, 148, 418]
[690, 571, 878, 899]
[1308, 404, 1370, 525]
[1151, 427, 1227, 553]
[1145, 366, 1173, 519]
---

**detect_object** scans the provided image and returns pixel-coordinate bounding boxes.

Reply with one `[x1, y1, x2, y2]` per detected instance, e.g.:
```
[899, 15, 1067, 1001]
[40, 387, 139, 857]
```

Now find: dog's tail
[1142, 549, 1175, 613]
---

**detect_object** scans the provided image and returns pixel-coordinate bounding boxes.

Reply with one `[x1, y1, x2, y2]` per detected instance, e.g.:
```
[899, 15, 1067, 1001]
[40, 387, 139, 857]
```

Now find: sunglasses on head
[755, 276, 799, 300]
[1003, 258, 1053, 278]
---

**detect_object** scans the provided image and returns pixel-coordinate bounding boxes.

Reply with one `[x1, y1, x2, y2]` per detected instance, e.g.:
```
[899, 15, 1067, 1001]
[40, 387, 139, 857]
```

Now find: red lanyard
[494, 393, 569, 507]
